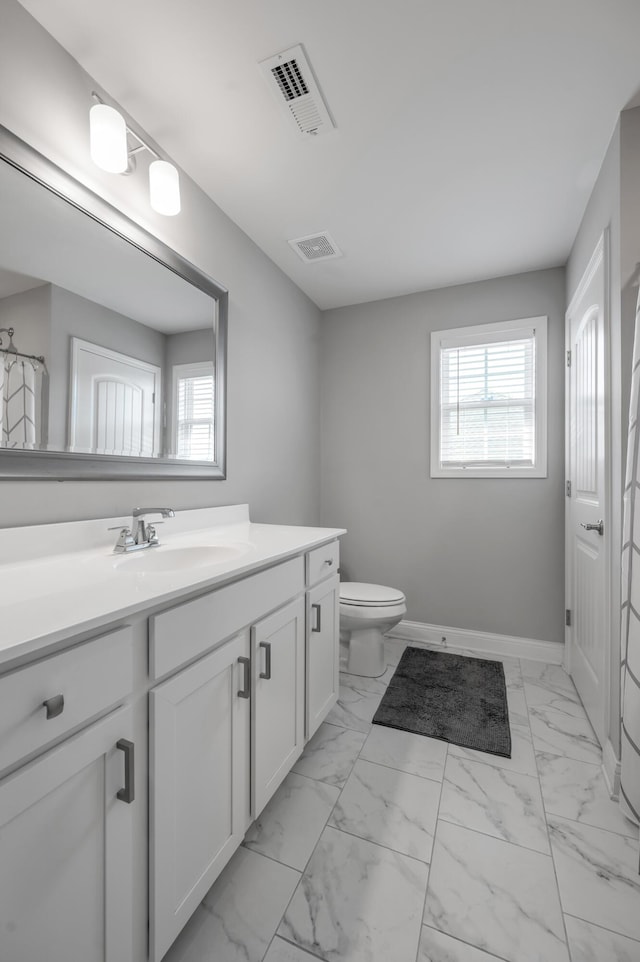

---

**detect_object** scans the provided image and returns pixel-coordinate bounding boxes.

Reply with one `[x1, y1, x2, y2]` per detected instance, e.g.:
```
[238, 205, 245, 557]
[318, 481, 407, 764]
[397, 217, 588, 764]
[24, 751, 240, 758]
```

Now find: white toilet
[339, 582, 407, 677]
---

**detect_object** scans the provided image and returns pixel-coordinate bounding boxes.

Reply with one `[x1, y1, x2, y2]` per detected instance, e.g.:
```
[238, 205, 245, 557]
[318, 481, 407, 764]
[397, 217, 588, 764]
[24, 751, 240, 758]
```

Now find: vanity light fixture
[89, 94, 181, 215]
[149, 159, 181, 217]
[89, 103, 128, 173]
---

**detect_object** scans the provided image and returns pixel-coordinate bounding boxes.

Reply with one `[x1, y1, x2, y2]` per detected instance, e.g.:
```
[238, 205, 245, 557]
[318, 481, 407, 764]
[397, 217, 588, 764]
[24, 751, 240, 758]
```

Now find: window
[430, 316, 547, 478]
[172, 362, 215, 461]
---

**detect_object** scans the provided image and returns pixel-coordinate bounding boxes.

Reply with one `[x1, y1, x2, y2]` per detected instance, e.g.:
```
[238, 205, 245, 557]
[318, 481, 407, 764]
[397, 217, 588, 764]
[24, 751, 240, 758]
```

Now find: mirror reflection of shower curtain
[0, 355, 38, 448]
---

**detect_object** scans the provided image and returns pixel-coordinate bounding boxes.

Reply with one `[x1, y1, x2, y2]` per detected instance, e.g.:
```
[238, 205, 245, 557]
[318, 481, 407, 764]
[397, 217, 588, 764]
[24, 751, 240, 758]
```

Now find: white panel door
[149, 631, 250, 962]
[0, 706, 134, 962]
[252, 597, 305, 815]
[69, 337, 161, 456]
[566, 236, 608, 745]
[307, 575, 339, 739]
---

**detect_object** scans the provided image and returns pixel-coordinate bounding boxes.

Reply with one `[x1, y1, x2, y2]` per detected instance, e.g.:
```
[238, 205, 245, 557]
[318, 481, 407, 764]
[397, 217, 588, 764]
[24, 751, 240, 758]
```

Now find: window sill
[430, 467, 548, 479]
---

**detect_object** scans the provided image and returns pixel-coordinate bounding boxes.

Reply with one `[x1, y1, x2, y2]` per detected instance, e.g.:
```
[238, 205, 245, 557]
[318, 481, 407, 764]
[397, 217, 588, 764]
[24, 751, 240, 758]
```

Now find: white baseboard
[602, 738, 621, 799]
[387, 619, 564, 665]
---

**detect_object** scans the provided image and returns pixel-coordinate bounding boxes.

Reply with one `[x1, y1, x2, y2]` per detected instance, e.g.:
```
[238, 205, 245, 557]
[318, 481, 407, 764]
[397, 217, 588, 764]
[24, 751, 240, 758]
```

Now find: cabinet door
[150, 631, 250, 962]
[307, 574, 340, 739]
[0, 706, 134, 962]
[252, 597, 305, 815]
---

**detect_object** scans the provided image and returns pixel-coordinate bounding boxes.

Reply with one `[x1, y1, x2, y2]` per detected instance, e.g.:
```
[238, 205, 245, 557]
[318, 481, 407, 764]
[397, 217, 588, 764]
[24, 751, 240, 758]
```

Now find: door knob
[580, 520, 604, 536]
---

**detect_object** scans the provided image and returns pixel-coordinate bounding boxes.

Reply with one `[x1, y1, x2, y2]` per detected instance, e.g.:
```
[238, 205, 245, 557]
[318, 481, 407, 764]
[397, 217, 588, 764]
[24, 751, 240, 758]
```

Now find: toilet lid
[339, 582, 406, 607]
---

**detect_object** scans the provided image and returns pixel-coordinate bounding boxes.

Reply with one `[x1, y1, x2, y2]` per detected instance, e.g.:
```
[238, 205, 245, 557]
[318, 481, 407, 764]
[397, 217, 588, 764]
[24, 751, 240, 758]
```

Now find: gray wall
[0, 0, 321, 527]
[166, 329, 213, 368]
[320, 268, 566, 645]
[0, 284, 50, 360]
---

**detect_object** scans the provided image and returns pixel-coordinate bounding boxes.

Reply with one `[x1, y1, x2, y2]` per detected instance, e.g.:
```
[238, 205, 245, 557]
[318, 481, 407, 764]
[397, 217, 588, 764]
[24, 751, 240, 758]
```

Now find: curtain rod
[0, 346, 45, 364]
[0, 326, 45, 364]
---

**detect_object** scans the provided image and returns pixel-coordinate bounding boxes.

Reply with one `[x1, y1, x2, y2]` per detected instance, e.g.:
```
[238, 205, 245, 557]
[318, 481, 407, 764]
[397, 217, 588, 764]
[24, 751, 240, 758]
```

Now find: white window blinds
[439, 331, 535, 467]
[432, 317, 547, 475]
[174, 364, 214, 461]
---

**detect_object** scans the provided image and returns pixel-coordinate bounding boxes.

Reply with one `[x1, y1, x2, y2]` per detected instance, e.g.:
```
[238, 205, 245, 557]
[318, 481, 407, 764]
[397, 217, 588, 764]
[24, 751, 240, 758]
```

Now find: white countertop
[0, 504, 345, 668]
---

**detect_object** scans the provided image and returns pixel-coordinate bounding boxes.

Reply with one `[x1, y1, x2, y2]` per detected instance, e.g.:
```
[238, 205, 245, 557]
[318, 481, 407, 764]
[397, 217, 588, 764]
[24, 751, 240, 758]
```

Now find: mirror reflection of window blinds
[176, 372, 214, 461]
[439, 332, 535, 467]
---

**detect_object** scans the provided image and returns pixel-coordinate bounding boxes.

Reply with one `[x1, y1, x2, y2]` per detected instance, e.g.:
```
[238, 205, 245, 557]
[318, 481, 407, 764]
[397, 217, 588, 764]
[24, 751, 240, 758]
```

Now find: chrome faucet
[132, 507, 175, 546]
[111, 507, 175, 553]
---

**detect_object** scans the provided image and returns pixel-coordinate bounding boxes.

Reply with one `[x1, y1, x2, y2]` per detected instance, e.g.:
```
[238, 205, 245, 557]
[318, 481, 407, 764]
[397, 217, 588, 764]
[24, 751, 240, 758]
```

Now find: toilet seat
[339, 582, 406, 608]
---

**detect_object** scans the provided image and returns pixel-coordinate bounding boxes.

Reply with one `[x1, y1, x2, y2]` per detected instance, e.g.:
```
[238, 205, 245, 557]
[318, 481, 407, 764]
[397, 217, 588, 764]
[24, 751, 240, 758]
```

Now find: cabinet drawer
[0, 625, 134, 774]
[149, 556, 305, 679]
[306, 540, 339, 587]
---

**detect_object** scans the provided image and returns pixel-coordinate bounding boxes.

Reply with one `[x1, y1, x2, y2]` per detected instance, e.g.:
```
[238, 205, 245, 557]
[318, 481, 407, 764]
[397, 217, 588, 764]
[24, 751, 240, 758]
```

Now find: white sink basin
[114, 543, 249, 574]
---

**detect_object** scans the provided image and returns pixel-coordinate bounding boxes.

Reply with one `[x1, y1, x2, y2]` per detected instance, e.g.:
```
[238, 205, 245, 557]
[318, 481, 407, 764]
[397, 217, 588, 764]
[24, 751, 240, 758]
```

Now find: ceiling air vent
[288, 231, 343, 263]
[260, 44, 335, 139]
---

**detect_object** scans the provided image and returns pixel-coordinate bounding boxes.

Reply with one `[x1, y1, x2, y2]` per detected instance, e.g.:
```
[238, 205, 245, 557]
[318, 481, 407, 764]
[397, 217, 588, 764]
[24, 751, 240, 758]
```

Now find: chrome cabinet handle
[312, 603, 322, 633]
[116, 739, 135, 804]
[324, 558, 334, 566]
[580, 520, 604, 536]
[259, 642, 272, 679]
[42, 694, 64, 719]
[237, 656, 250, 698]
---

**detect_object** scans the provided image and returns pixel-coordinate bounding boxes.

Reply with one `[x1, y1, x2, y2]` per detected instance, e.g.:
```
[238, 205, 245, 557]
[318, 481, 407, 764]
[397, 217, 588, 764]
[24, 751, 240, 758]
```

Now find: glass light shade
[149, 160, 181, 216]
[89, 104, 128, 173]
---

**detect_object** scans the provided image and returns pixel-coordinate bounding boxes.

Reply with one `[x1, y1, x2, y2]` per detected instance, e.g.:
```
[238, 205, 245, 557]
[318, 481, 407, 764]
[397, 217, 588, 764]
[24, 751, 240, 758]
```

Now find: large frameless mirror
[0, 124, 227, 479]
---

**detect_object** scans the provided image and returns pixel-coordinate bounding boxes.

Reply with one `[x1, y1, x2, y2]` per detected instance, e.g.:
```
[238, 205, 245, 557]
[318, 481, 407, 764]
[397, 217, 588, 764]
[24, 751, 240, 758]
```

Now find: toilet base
[341, 626, 387, 677]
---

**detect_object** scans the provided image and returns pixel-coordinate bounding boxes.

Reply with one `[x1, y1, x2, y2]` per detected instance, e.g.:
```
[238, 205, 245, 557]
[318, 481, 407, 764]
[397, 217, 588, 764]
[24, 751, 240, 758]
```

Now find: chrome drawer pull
[116, 739, 135, 804]
[312, 603, 321, 633]
[237, 656, 250, 698]
[42, 694, 64, 720]
[259, 641, 272, 679]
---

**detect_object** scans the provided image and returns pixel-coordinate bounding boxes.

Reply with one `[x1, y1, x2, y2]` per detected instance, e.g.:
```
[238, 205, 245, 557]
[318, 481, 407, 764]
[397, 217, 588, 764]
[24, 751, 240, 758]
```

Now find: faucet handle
[108, 526, 136, 552]
[146, 522, 163, 544]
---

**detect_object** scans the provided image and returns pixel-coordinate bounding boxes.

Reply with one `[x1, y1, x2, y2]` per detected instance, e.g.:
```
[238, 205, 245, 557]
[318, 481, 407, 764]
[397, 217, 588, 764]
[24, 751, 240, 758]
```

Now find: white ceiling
[17, 0, 640, 310]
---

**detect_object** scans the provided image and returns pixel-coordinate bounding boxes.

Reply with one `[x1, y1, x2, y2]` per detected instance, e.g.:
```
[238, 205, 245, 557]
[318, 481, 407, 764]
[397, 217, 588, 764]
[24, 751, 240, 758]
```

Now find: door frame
[565, 229, 621, 790]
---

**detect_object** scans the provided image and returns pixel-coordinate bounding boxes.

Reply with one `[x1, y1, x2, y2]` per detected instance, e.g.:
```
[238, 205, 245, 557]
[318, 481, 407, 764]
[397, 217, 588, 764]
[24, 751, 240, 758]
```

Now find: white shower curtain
[0, 355, 37, 448]
[620, 286, 640, 827]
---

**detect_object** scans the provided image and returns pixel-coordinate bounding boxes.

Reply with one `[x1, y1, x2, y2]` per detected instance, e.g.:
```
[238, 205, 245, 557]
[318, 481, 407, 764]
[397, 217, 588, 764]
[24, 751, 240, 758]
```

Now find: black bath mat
[372, 647, 511, 757]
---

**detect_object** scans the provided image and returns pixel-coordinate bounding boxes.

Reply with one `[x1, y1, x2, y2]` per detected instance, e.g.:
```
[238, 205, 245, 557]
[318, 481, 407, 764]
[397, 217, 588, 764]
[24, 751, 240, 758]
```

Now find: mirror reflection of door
[69, 338, 161, 456]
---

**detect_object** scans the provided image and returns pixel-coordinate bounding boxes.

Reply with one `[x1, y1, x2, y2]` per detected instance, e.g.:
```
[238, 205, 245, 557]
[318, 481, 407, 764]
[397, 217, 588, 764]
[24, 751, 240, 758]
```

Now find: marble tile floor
[164, 642, 640, 962]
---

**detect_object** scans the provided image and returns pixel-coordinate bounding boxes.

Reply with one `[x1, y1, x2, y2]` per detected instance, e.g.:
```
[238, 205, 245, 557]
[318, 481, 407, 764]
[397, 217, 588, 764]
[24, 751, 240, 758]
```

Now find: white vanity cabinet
[0, 507, 343, 962]
[147, 555, 308, 962]
[306, 542, 340, 739]
[252, 596, 305, 814]
[0, 628, 136, 962]
[149, 631, 251, 962]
